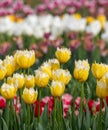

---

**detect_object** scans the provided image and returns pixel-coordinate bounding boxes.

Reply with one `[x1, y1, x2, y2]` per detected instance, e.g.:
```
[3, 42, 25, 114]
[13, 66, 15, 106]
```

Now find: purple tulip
[0, 8, 7, 16]
[36, 4, 47, 12]
[98, 0, 108, 6]
[2, 0, 12, 7]
[13, 0, 23, 12]
[47, 3, 55, 11]
[67, 7, 76, 14]
[23, 5, 34, 15]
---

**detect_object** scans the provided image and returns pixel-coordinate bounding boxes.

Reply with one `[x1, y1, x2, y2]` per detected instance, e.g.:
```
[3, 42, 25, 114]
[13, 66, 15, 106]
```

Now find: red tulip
[0, 96, 6, 109]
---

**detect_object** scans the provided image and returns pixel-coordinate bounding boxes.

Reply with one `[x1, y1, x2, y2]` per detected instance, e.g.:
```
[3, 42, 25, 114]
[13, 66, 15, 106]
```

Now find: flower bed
[0, 47, 108, 130]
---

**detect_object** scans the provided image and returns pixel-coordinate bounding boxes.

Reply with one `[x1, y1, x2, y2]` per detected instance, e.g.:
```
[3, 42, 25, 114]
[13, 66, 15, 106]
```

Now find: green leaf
[92, 115, 97, 130]
[1, 117, 8, 130]
[38, 123, 43, 130]
[86, 105, 91, 129]
[40, 104, 48, 130]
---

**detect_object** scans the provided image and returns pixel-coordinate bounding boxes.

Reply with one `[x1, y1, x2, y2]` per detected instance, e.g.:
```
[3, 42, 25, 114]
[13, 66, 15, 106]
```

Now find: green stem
[5, 100, 9, 128]
[27, 104, 30, 130]
[60, 96, 63, 129]
[79, 82, 85, 129]
[38, 88, 41, 122]
[99, 98, 102, 130]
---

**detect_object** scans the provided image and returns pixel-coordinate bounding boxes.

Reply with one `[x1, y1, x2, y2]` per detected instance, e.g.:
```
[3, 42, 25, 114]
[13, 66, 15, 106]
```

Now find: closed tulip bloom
[40, 62, 52, 78]
[25, 75, 35, 88]
[1, 83, 16, 99]
[3, 56, 16, 77]
[48, 58, 60, 70]
[15, 50, 35, 69]
[96, 77, 108, 98]
[35, 70, 50, 87]
[74, 60, 90, 82]
[7, 77, 14, 84]
[92, 62, 106, 80]
[0, 96, 6, 109]
[0, 60, 7, 80]
[86, 16, 95, 24]
[52, 69, 72, 85]
[22, 88, 38, 104]
[103, 72, 108, 86]
[50, 80, 65, 97]
[13, 73, 25, 89]
[97, 15, 106, 28]
[73, 13, 81, 20]
[55, 48, 71, 63]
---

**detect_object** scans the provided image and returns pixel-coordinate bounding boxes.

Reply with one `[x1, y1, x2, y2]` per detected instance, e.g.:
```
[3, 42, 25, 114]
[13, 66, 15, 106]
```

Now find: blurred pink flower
[36, 4, 47, 12]
[23, 5, 34, 15]
[13, 0, 23, 12]
[0, 42, 11, 55]
[69, 39, 80, 51]
[0, 8, 7, 16]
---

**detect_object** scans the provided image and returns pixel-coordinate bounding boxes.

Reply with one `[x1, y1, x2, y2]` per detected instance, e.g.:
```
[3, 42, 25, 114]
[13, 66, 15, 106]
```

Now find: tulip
[74, 60, 90, 82]
[13, 73, 25, 89]
[35, 70, 50, 87]
[86, 16, 95, 24]
[48, 58, 60, 70]
[50, 80, 65, 97]
[3, 56, 16, 77]
[55, 48, 71, 63]
[96, 77, 108, 98]
[1, 83, 16, 99]
[73, 13, 81, 20]
[52, 69, 72, 85]
[91, 62, 106, 79]
[14, 50, 35, 69]
[0, 60, 7, 80]
[40, 62, 52, 79]
[22, 88, 38, 104]
[7, 77, 14, 85]
[25, 75, 35, 88]
[0, 96, 6, 109]
[97, 15, 106, 28]
[14, 96, 21, 114]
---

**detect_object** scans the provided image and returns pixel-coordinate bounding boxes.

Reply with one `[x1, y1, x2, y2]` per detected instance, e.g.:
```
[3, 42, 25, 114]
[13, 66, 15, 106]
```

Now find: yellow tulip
[50, 80, 65, 97]
[3, 56, 16, 77]
[40, 62, 52, 78]
[22, 88, 38, 104]
[13, 73, 25, 89]
[103, 72, 108, 86]
[96, 77, 108, 98]
[73, 13, 81, 20]
[91, 62, 106, 80]
[86, 16, 95, 24]
[8, 15, 23, 23]
[15, 50, 35, 69]
[97, 15, 106, 28]
[0, 83, 16, 99]
[48, 58, 60, 70]
[7, 77, 14, 84]
[74, 60, 90, 82]
[35, 70, 50, 87]
[52, 69, 72, 85]
[25, 75, 35, 88]
[0, 60, 7, 80]
[55, 48, 71, 63]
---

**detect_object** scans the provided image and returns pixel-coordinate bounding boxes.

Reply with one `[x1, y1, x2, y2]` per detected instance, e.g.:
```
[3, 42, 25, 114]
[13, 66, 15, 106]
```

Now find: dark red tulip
[0, 96, 6, 109]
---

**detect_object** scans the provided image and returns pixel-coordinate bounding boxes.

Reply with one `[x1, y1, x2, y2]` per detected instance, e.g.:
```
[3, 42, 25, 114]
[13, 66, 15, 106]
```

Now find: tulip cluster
[0, 47, 108, 130]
